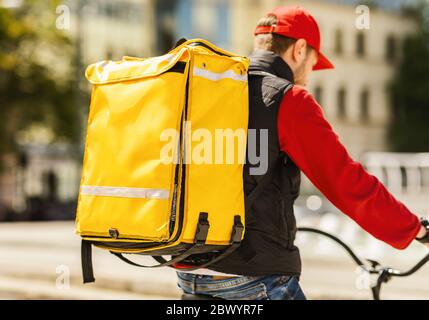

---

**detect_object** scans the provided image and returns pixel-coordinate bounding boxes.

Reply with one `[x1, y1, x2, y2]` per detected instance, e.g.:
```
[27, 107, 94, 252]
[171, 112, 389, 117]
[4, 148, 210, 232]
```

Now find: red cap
[254, 6, 334, 71]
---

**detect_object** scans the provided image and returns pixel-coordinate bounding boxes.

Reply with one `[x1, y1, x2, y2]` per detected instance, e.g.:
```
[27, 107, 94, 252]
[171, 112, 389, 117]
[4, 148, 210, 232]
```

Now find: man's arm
[277, 85, 423, 249]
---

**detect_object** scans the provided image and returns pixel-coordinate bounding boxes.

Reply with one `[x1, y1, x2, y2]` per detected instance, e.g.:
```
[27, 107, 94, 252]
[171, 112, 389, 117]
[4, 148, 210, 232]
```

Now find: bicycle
[181, 227, 429, 300]
[298, 227, 429, 300]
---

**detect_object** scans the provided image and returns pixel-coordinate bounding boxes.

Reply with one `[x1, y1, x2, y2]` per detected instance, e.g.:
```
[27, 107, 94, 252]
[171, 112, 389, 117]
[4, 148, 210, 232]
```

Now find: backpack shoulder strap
[248, 69, 294, 96]
[245, 70, 293, 219]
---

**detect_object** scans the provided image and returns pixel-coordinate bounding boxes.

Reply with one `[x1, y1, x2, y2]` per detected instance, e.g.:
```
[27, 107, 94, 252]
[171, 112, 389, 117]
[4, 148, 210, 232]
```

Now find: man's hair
[254, 15, 310, 56]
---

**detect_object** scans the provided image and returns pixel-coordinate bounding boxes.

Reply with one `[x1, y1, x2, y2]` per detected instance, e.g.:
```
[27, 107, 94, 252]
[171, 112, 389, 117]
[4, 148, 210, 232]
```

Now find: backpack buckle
[231, 215, 244, 244]
[194, 212, 210, 246]
[109, 228, 119, 239]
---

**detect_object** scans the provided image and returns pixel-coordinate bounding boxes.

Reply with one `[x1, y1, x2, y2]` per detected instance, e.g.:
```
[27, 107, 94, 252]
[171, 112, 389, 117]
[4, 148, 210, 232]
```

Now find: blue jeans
[176, 272, 307, 300]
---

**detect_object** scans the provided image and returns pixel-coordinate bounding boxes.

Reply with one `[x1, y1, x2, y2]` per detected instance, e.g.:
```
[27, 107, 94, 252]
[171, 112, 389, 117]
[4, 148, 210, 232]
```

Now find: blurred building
[0, 126, 81, 220]
[66, 0, 155, 63]
[66, 0, 232, 63]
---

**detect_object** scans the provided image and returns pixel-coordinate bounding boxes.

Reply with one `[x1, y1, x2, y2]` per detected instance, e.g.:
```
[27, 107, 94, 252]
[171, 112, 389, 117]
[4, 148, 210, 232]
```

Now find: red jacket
[277, 85, 421, 249]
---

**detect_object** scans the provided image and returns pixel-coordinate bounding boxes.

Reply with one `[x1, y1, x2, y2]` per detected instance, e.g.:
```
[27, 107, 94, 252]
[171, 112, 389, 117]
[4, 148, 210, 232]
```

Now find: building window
[356, 32, 366, 57]
[95, 0, 142, 22]
[156, 0, 178, 54]
[42, 171, 58, 202]
[337, 87, 347, 119]
[106, 47, 114, 60]
[334, 29, 343, 55]
[314, 85, 323, 105]
[386, 35, 397, 63]
[360, 89, 370, 122]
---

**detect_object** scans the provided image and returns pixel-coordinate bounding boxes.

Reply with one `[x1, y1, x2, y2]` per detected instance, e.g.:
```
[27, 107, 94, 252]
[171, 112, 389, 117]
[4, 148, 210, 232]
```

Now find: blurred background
[0, 0, 429, 299]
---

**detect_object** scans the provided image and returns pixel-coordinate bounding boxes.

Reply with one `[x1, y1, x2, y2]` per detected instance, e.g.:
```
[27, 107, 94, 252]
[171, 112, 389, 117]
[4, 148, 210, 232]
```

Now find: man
[175, 5, 429, 300]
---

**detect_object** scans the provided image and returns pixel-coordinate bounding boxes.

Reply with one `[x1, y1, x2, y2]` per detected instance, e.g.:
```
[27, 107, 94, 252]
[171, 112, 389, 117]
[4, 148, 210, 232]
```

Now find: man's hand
[416, 226, 429, 248]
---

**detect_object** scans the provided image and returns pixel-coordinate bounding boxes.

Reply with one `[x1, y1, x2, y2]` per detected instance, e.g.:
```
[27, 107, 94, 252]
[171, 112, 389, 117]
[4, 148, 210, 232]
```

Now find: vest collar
[249, 50, 295, 83]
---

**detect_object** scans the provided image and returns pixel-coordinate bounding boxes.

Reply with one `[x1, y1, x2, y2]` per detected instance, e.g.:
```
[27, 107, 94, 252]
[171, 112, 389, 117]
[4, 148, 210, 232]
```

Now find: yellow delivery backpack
[75, 39, 250, 283]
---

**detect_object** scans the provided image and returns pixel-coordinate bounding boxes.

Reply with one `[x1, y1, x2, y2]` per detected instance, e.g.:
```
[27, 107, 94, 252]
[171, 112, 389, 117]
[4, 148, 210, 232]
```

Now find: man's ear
[293, 39, 308, 63]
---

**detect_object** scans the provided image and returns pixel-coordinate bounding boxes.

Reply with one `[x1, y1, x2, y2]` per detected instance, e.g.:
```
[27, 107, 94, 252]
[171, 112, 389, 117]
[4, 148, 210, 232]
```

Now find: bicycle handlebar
[297, 226, 429, 278]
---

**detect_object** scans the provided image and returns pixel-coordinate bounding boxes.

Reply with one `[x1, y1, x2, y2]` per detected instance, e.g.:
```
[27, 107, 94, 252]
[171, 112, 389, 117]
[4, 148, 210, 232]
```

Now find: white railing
[296, 152, 429, 261]
[361, 152, 429, 195]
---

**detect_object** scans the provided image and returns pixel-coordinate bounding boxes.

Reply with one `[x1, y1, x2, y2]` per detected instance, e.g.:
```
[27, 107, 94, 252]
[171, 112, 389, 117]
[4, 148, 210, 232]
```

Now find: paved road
[0, 221, 427, 300]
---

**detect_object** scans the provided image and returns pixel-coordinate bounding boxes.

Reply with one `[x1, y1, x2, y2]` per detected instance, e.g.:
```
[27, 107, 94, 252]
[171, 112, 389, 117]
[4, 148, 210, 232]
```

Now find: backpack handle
[172, 38, 233, 57]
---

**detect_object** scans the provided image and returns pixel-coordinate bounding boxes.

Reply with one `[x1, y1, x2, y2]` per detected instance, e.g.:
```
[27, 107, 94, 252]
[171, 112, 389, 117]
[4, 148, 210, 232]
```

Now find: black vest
[206, 50, 302, 276]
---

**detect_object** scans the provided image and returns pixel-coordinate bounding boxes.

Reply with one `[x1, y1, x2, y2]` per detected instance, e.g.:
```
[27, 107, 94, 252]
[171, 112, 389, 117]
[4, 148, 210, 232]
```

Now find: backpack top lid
[85, 39, 249, 86]
[85, 47, 189, 85]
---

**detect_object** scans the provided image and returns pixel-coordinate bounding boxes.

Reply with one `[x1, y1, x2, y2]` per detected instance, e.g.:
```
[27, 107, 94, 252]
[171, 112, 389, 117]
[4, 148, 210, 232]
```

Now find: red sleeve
[277, 85, 421, 249]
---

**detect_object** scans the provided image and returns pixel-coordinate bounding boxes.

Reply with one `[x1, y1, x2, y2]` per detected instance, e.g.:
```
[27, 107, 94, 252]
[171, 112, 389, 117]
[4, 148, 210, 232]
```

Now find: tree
[0, 0, 79, 166]
[388, 2, 429, 152]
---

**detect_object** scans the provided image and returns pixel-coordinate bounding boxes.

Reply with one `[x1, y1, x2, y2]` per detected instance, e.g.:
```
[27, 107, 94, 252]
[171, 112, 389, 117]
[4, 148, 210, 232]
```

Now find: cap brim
[313, 51, 334, 71]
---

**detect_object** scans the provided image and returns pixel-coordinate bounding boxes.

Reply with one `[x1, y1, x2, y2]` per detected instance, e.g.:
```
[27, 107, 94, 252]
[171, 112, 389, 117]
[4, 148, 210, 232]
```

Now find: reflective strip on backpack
[80, 186, 170, 200]
[193, 67, 247, 82]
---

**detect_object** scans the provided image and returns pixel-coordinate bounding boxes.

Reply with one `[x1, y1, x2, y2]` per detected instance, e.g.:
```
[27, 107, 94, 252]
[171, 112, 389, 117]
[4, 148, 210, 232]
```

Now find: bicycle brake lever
[366, 259, 381, 269]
